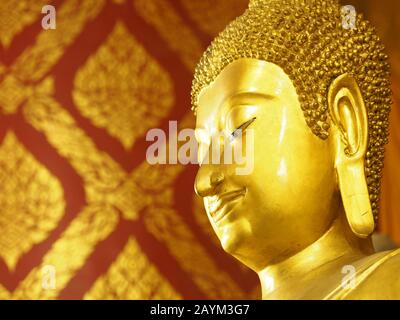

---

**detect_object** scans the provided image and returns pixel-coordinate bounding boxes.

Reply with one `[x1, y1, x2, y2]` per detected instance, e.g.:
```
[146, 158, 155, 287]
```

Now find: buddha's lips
[207, 188, 246, 222]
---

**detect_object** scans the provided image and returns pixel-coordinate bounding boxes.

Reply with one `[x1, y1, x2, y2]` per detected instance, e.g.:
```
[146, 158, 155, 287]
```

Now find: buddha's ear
[328, 74, 374, 238]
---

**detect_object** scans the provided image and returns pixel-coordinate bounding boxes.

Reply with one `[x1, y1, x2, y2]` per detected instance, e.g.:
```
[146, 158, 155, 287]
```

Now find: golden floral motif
[73, 21, 174, 150]
[24, 93, 152, 221]
[0, 0, 47, 48]
[0, 75, 31, 114]
[0, 0, 114, 297]
[0, 0, 258, 299]
[84, 237, 181, 299]
[133, 0, 203, 71]
[14, 92, 177, 297]
[0, 0, 105, 115]
[12, 204, 119, 299]
[0, 76, 53, 115]
[0, 131, 65, 271]
[11, 0, 106, 83]
[0, 284, 10, 299]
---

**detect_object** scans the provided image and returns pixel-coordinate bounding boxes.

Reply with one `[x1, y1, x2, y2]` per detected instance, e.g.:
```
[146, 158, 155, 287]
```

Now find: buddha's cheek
[229, 142, 337, 256]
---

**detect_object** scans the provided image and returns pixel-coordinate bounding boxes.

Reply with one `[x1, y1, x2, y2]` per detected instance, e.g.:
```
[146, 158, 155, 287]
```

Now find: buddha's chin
[217, 220, 250, 256]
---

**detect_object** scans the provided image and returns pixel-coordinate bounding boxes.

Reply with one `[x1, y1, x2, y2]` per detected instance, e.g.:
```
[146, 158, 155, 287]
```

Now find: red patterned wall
[0, 0, 258, 299]
[0, 0, 398, 299]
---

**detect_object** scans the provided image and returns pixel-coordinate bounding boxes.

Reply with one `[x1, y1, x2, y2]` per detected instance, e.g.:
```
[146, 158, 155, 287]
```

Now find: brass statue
[192, 0, 399, 299]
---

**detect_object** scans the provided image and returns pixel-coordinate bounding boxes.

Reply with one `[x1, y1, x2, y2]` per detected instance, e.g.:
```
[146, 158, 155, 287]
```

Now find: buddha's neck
[257, 213, 373, 299]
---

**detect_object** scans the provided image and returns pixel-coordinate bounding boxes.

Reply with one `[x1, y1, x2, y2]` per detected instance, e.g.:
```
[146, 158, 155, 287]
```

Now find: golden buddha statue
[192, 0, 399, 299]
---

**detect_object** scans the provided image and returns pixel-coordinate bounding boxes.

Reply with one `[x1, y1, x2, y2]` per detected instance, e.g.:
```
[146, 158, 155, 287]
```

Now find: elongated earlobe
[328, 74, 374, 238]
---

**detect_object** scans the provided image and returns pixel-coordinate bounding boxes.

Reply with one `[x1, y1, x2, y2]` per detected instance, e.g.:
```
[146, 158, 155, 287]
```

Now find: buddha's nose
[194, 168, 225, 198]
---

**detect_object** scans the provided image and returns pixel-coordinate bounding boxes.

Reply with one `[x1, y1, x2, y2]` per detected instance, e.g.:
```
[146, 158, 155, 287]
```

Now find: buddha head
[192, 0, 392, 271]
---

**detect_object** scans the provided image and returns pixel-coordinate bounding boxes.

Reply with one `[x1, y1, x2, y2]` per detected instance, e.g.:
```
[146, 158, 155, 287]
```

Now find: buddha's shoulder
[345, 248, 400, 299]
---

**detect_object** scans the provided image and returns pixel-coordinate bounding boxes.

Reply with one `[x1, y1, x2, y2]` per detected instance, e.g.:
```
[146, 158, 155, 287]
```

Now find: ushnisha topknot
[191, 0, 392, 220]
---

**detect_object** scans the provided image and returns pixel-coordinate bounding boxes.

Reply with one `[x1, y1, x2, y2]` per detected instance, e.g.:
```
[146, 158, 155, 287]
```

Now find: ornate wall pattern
[0, 0, 258, 299]
[0, 0, 398, 299]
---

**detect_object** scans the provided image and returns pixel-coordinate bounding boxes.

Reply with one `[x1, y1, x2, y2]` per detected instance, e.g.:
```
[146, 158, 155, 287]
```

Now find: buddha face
[194, 58, 340, 271]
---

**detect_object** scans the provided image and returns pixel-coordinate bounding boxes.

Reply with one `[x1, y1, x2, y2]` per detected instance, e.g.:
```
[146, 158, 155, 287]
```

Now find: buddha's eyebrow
[222, 92, 275, 109]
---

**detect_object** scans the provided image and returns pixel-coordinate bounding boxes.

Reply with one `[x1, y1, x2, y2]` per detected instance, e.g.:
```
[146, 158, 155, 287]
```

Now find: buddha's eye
[230, 117, 256, 140]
